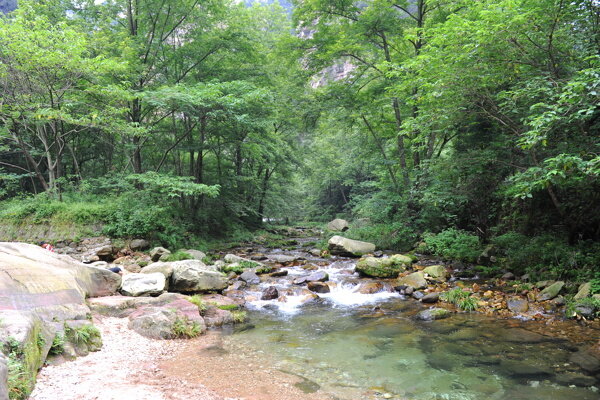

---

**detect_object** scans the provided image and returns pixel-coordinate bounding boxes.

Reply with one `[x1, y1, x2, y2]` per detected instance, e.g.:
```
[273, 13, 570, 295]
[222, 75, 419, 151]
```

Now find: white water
[245, 256, 399, 314]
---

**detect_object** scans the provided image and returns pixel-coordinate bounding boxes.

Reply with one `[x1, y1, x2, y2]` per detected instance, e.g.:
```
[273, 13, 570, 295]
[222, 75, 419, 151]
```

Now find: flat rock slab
[328, 236, 375, 257]
[120, 273, 166, 297]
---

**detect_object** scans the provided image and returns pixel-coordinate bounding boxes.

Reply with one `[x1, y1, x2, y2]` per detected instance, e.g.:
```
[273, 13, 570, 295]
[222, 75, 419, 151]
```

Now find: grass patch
[49, 333, 65, 355]
[231, 311, 247, 323]
[161, 251, 193, 262]
[441, 288, 478, 311]
[172, 317, 202, 338]
[217, 304, 240, 311]
[64, 324, 101, 346]
[187, 295, 207, 313]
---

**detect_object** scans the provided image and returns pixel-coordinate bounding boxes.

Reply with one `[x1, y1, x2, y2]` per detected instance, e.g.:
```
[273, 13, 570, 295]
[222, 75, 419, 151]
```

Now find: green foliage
[187, 295, 207, 313]
[345, 222, 418, 252]
[441, 288, 478, 312]
[591, 279, 600, 295]
[35, 333, 45, 350]
[7, 356, 30, 400]
[161, 251, 193, 262]
[423, 229, 482, 263]
[64, 324, 101, 346]
[172, 317, 202, 338]
[492, 233, 600, 281]
[49, 333, 65, 356]
[472, 265, 500, 279]
[231, 311, 248, 324]
[565, 297, 600, 319]
[217, 304, 240, 311]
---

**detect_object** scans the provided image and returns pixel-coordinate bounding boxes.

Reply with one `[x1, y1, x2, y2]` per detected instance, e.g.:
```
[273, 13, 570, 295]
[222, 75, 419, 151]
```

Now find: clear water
[222, 245, 599, 400]
[227, 296, 599, 400]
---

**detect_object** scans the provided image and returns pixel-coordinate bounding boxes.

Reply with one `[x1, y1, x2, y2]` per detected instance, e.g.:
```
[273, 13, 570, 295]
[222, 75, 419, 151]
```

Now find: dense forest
[0, 0, 599, 282]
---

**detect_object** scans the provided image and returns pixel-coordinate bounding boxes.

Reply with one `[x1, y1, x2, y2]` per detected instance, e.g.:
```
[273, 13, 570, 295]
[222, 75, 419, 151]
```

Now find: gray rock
[327, 218, 349, 231]
[170, 263, 228, 293]
[502, 272, 515, 280]
[423, 265, 448, 281]
[95, 245, 115, 257]
[307, 281, 330, 294]
[141, 262, 175, 280]
[574, 282, 592, 300]
[416, 308, 451, 321]
[355, 255, 411, 278]
[574, 304, 595, 318]
[397, 271, 427, 290]
[309, 249, 321, 257]
[412, 291, 425, 300]
[150, 247, 171, 262]
[180, 249, 207, 261]
[306, 271, 329, 282]
[239, 270, 260, 285]
[421, 293, 440, 303]
[555, 372, 598, 387]
[553, 295, 566, 306]
[328, 235, 375, 257]
[129, 239, 150, 251]
[120, 273, 166, 297]
[127, 298, 205, 339]
[507, 297, 529, 313]
[261, 286, 279, 300]
[569, 350, 600, 373]
[535, 280, 554, 289]
[499, 360, 553, 378]
[536, 281, 564, 301]
[203, 307, 234, 327]
[269, 254, 301, 264]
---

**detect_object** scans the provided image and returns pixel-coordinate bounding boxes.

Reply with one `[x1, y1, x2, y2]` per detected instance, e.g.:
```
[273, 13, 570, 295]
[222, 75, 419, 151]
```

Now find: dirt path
[28, 316, 343, 400]
[29, 317, 221, 400]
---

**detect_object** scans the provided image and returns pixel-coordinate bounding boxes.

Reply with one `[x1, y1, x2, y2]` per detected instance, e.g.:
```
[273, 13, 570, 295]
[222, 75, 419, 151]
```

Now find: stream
[218, 233, 599, 400]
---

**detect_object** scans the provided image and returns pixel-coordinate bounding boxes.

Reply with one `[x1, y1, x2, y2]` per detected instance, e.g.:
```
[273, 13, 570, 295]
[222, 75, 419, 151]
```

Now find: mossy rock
[355, 255, 411, 278]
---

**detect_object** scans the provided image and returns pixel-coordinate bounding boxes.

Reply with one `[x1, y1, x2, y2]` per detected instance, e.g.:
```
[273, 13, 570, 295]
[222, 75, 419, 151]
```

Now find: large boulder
[140, 262, 175, 280]
[536, 281, 564, 301]
[261, 286, 279, 300]
[507, 297, 529, 314]
[574, 282, 591, 300]
[355, 255, 411, 278]
[328, 236, 375, 257]
[170, 261, 228, 293]
[416, 308, 451, 321]
[239, 270, 260, 285]
[129, 239, 150, 251]
[149, 247, 171, 262]
[180, 249, 206, 261]
[397, 271, 428, 290]
[202, 307, 234, 328]
[423, 265, 448, 281]
[0, 242, 121, 399]
[307, 281, 330, 294]
[120, 273, 166, 297]
[327, 219, 349, 232]
[127, 298, 206, 339]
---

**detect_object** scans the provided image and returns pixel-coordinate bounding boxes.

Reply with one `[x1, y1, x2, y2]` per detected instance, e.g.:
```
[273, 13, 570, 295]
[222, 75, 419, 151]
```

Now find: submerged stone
[416, 307, 451, 321]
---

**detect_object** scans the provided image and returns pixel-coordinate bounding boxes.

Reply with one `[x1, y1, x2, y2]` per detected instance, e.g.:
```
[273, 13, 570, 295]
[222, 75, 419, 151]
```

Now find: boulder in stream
[328, 236, 375, 257]
[120, 272, 166, 297]
[239, 270, 260, 285]
[507, 297, 529, 314]
[397, 271, 427, 290]
[536, 281, 564, 301]
[170, 262, 228, 293]
[421, 293, 440, 303]
[307, 281, 330, 294]
[150, 247, 171, 262]
[261, 286, 279, 300]
[423, 265, 448, 281]
[355, 255, 411, 278]
[416, 308, 451, 321]
[327, 218, 349, 232]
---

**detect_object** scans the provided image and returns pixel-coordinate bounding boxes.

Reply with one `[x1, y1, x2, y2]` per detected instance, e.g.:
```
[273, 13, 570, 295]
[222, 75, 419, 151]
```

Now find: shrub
[423, 229, 482, 262]
[492, 232, 600, 281]
[345, 222, 418, 252]
[49, 333, 65, 355]
[172, 317, 202, 338]
[64, 324, 101, 346]
[231, 311, 247, 323]
[441, 287, 477, 311]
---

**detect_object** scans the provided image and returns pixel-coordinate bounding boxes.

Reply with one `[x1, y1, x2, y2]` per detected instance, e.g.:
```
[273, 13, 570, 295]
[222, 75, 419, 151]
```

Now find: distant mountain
[0, 0, 17, 14]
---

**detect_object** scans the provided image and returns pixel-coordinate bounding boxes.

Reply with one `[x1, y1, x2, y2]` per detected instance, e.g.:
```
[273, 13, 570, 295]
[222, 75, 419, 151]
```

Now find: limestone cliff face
[0, 0, 17, 14]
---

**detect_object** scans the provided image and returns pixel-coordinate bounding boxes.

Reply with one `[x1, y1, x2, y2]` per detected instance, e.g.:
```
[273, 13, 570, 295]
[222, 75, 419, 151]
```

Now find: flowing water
[221, 237, 600, 400]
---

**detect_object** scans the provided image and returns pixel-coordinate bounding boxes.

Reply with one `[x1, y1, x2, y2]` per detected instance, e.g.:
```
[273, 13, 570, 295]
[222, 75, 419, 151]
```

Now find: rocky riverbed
[2, 227, 600, 399]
